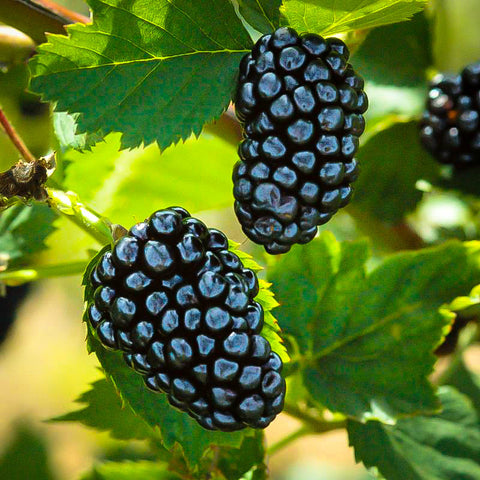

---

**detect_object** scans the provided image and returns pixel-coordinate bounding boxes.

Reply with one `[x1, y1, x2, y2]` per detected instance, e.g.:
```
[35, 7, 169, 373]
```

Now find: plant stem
[46, 188, 114, 245]
[267, 426, 311, 456]
[34, 0, 90, 24]
[283, 403, 346, 434]
[204, 107, 243, 147]
[0, 0, 69, 44]
[0, 260, 87, 285]
[0, 105, 37, 163]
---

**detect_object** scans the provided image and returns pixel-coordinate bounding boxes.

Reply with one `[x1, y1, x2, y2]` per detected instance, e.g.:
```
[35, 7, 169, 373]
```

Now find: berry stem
[204, 107, 243, 147]
[0, 105, 37, 163]
[46, 187, 115, 246]
[0, 260, 88, 285]
[267, 425, 311, 456]
[282, 403, 346, 435]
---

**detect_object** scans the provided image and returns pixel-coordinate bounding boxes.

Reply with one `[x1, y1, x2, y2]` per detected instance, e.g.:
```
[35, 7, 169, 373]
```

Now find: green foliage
[237, 0, 282, 34]
[0, 203, 56, 268]
[50, 378, 155, 441]
[30, 0, 253, 151]
[80, 461, 181, 480]
[348, 387, 480, 480]
[280, 0, 428, 36]
[269, 233, 480, 422]
[0, 422, 56, 480]
[353, 121, 438, 223]
[353, 13, 431, 89]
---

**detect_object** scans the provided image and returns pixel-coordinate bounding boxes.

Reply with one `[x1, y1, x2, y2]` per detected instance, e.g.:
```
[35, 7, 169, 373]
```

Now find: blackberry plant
[1, 1, 480, 480]
[234, 27, 367, 253]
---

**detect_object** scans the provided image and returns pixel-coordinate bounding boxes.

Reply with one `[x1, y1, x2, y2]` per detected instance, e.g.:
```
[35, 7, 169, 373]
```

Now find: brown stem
[0, 0, 87, 44]
[34, 0, 90, 24]
[0, 106, 36, 163]
[204, 106, 243, 147]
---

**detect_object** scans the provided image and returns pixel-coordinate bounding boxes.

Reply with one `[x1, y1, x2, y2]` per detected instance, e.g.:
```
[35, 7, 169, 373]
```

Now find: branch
[0, 0, 88, 44]
[0, 261, 87, 285]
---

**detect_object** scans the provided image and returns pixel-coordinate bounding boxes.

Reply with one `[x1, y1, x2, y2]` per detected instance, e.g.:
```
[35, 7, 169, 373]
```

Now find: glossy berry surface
[234, 27, 367, 254]
[85, 207, 285, 432]
[420, 60, 480, 168]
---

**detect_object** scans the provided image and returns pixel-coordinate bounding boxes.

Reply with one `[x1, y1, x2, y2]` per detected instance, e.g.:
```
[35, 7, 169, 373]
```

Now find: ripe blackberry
[234, 27, 368, 254]
[420, 60, 480, 168]
[85, 207, 285, 432]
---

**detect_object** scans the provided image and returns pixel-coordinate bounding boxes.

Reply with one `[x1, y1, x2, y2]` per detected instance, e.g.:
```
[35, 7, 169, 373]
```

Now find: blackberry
[85, 207, 285, 432]
[420, 60, 480, 168]
[234, 27, 367, 254]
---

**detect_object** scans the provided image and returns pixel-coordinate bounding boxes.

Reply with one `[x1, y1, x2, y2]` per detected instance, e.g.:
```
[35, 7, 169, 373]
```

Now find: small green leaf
[0, 422, 56, 480]
[348, 387, 480, 480]
[353, 121, 438, 223]
[50, 378, 154, 441]
[237, 0, 282, 33]
[0, 203, 56, 268]
[30, 0, 253, 150]
[280, 0, 428, 37]
[269, 233, 480, 422]
[53, 112, 103, 152]
[80, 461, 181, 480]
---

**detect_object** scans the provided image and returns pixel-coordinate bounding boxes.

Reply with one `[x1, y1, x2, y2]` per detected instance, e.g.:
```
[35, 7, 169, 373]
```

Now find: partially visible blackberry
[234, 27, 368, 254]
[420, 60, 480, 168]
[85, 207, 285, 432]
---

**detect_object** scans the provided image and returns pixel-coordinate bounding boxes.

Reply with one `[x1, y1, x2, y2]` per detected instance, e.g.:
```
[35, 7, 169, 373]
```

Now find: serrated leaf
[348, 387, 480, 480]
[447, 284, 480, 320]
[352, 121, 438, 223]
[54, 112, 103, 152]
[0, 422, 55, 480]
[80, 461, 180, 480]
[51, 378, 154, 441]
[280, 0, 428, 37]
[269, 233, 480, 422]
[352, 12, 431, 88]
[237, 0, 282, 34]
[30, 0, 253, 150]
[0, 203, 56, 268]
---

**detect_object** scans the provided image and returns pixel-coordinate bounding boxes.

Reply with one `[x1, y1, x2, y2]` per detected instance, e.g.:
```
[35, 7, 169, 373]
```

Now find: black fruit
[85, 207, 285, 432]
[420, 60, 480, 168]
[234, 27, 367, 254]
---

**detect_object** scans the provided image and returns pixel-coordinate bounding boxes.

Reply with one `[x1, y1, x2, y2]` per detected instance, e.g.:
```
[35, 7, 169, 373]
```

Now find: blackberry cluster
[234, 27, 368, 254]
[420, 61, 480, 168]
[85, 207, 285, 432]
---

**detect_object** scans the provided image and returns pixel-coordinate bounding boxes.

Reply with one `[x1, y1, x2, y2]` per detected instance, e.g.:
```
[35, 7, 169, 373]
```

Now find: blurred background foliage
[0, 0, 480, 479]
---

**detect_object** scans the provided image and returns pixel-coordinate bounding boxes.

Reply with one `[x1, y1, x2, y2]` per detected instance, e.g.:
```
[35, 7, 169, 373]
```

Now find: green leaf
[237, 0, 282, 33]
[50, 378, 155, 441]
[447, 361, 480, 417]
[0, 203, 56, 268]
[348, 387, 480, 480]
[447, 284, 480, 320]
[269, 233, 480, 422]
[352, 121, 438, 223]
[30, 0, 252, 150]
[53, 112, 103, 152]
[280, 0, 428, 37]
[216, 432, 266, 480]
[62, 133, 238, 227]
[352, 13, 431, 89]
[0, 422, 56, 480]
[80, 461, 181, 480]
